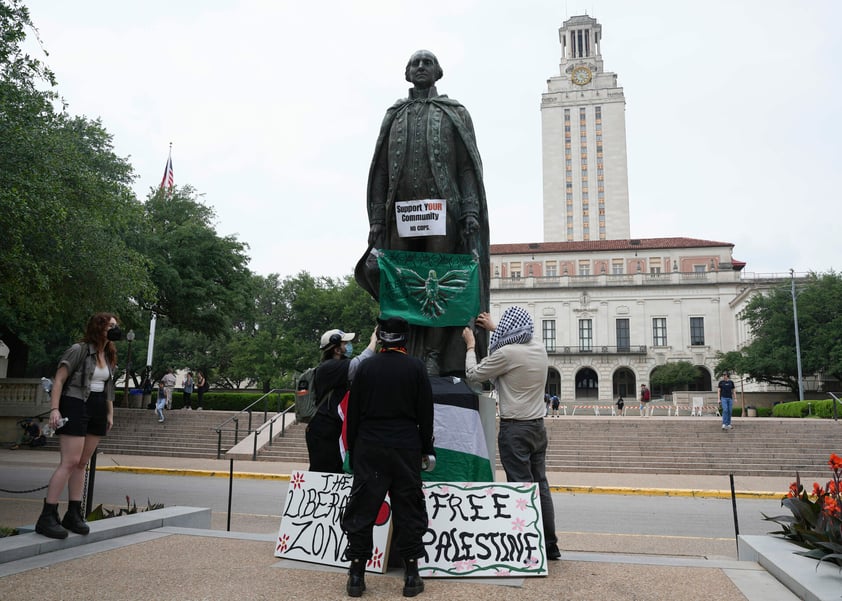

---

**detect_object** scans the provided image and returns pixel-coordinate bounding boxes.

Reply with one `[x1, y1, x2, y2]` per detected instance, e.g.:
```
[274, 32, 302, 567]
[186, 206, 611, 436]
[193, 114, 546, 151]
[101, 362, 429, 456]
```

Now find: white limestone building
[489, 15, 796, 403]
[541, 14, 630, 243]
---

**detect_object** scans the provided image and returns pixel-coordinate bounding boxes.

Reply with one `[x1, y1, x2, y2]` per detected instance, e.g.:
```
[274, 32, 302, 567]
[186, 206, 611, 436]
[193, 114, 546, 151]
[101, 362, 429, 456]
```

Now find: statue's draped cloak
[355, 93, 490, 373]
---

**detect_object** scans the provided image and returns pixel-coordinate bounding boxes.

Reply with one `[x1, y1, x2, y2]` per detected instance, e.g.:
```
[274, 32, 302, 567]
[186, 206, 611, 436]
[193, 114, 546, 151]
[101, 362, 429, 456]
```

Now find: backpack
[294, 367, 329, 423]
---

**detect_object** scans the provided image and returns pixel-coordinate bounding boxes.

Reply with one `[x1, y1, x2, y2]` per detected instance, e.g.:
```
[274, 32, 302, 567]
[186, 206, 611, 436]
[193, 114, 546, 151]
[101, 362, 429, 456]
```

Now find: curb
[96, 466, 784, 499]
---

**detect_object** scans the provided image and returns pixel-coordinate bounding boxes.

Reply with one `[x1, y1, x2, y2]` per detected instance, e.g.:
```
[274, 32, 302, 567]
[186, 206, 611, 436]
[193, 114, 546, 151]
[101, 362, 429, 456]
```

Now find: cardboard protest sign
[420, 482, 547, 577]
[276, 474, 546, 578]
[275, 471, 392, 573]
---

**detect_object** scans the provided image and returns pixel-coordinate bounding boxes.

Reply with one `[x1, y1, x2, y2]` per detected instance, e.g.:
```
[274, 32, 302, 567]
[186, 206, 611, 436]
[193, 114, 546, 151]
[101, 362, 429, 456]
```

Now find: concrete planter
[739, 534, 841, 601]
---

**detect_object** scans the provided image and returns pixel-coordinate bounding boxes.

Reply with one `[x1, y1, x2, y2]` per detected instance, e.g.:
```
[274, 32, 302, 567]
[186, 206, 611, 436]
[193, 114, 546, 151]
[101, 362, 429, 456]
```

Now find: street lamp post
[790, 269, 804, 402]
[123, 330, 135, 407]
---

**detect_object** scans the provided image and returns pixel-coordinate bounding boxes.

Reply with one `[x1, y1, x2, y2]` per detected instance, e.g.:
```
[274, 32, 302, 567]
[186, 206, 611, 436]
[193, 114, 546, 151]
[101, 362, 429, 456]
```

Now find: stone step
[55, 409, 839, 479]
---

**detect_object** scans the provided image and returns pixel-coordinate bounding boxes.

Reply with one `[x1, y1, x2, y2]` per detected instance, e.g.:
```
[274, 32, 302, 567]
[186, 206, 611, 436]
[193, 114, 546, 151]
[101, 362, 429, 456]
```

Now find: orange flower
[824, 496, 840, 517]
[828, 480, 839, 496]
[812, 482, 824, 497]
[788, 481, 799, 498]
[830, 453, 842, 471]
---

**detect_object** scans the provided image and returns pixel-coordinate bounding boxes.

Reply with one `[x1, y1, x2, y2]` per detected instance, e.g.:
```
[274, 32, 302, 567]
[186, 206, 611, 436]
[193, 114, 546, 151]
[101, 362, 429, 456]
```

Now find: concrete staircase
[258, 415, 841, 479]
[38, 410, 841, 478]
[40, 407, 278, 459]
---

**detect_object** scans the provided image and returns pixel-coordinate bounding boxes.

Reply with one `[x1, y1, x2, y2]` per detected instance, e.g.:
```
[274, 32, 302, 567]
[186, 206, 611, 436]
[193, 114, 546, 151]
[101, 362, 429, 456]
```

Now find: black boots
[346, 558, 366, 597]
[61, 500, 90, 535]
[403, 558, 424, 597]
[35, 499, 68, 539]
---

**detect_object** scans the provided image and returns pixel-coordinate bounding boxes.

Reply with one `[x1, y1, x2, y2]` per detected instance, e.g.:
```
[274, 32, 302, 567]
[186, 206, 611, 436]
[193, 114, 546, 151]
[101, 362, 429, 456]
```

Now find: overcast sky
[23, 0, 841, 279]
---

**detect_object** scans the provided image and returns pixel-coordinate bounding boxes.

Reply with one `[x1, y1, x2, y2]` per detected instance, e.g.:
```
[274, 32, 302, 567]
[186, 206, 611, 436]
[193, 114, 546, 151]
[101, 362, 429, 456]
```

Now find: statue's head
[405, 49, 443, 89]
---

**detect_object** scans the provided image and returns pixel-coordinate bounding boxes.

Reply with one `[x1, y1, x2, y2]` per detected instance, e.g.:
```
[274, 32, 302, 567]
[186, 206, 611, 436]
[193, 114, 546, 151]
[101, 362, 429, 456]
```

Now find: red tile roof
[490, 237, 734, 255]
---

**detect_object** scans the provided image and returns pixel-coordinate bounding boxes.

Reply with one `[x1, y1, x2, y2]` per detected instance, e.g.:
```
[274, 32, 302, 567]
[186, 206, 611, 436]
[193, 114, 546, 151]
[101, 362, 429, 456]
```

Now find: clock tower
[541, 15, 630, 242]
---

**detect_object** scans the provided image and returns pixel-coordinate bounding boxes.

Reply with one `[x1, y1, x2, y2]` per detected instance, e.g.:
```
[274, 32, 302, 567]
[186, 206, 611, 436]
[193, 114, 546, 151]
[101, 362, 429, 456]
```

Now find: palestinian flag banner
[339, 378, 493, 482]
[423, 377, 493, 482]
[377, 250, 479, 327]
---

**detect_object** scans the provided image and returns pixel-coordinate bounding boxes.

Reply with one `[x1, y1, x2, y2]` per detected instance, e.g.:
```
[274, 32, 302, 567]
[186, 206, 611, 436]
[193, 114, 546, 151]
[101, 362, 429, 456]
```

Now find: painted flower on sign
[290, 472, 305, 490]
[276, 533, 289, 553]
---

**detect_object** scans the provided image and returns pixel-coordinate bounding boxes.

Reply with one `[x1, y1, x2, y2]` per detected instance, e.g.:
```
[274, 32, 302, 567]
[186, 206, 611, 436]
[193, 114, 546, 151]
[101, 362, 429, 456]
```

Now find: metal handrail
[829, 392, 840, 421]
[214, 388, 294, 459]
[250, 404, 298, 460]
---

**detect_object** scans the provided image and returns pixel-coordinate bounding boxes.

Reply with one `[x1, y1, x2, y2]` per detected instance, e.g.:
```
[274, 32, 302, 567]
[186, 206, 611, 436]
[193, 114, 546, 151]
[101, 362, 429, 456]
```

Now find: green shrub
[771, 400, 838, 418]
[0, 526, 18, 538]
[757, 407, 773, 417]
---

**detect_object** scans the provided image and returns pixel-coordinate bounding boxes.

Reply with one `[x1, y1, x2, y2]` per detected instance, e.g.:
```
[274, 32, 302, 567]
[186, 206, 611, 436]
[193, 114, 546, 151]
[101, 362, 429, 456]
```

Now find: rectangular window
[578, 260, 590, 276]
[611, 259, 624, 274]
[510, 261, 521, 279]
[690, 317, 705, 346]
[545, 261, 557, 277]
[579, 319, 592, 351]
[652, 318, 667, 347]
[543, 320, 556, 352]
[616, 319, 630, 352]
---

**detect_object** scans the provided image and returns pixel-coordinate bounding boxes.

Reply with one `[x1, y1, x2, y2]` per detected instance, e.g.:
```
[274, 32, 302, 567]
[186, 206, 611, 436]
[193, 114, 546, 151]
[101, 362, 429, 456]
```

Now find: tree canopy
[0, 1, 153, 371]
[716, 271, 842, 393]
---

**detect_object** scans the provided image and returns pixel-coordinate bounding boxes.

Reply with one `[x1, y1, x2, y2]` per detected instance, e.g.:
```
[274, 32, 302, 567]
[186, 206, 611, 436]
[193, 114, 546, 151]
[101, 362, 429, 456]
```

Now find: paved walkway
[0, 450, 799, 600]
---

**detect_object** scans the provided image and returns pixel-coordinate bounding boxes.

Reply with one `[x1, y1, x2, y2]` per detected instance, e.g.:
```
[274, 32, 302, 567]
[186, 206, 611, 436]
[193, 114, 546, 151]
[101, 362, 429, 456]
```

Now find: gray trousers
[498, 419, 558, 548]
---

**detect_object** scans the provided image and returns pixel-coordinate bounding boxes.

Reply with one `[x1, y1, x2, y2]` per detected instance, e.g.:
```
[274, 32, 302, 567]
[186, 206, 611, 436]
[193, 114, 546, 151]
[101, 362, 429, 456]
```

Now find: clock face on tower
[571, 66, 592, 86]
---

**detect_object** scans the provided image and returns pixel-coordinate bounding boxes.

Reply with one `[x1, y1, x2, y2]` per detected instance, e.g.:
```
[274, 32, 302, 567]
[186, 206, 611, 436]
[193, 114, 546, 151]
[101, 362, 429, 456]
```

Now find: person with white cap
[305, 327, 377, 473]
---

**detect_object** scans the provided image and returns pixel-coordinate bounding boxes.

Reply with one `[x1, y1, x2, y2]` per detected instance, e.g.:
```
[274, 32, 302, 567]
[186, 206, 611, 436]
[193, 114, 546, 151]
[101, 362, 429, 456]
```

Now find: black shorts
[58, 391, 109, 437]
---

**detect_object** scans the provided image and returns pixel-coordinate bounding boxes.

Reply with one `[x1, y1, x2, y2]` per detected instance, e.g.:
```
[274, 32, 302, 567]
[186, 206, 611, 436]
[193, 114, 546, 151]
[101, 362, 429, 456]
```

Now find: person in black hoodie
[305, 327, 377, 473]
[341, 316, 434, 598]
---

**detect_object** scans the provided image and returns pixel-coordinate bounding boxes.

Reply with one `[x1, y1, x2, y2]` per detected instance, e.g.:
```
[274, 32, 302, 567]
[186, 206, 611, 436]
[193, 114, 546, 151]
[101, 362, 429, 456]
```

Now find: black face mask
[107, 326, 123, 341]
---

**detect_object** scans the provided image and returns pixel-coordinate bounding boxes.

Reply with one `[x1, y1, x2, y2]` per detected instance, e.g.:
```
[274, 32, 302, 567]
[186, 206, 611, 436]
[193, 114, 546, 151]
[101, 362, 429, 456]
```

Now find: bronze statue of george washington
[355, 50, 490, 376]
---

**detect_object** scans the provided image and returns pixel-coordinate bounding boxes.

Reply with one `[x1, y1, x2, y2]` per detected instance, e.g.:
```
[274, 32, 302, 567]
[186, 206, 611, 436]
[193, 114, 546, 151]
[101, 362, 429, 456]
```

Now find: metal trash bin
[128, 388, 143, 409]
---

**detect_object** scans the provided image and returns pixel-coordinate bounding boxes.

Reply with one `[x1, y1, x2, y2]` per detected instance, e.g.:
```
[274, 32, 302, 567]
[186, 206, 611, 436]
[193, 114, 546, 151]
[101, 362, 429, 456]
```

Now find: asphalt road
[0, 464, 786, 540]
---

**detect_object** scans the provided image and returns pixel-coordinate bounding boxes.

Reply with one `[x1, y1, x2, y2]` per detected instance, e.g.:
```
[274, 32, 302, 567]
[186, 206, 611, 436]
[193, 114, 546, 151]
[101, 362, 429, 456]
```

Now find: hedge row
[772, 399, 842, 419]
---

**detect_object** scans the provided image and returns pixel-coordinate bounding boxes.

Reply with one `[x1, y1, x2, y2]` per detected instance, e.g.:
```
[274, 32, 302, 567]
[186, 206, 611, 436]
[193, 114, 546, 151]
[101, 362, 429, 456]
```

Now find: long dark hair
[82, 312, 118, 368]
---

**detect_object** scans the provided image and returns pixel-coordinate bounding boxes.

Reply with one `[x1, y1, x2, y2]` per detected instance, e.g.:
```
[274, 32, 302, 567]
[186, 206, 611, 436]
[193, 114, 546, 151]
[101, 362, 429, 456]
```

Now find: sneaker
[158, 418, 164, 423]
[722, 424, 727, 430]
[726, 425, 733, 430]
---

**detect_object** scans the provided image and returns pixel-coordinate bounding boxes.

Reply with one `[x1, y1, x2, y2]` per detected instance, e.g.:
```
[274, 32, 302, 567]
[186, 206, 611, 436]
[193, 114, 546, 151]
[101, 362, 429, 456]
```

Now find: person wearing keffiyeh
[462, 307, 561, 561]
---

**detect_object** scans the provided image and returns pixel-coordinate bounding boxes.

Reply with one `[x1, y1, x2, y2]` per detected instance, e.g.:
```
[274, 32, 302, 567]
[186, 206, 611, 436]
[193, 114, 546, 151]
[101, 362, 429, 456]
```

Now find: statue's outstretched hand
[368, 224, 385, 247]
[462, 215, 479, 238]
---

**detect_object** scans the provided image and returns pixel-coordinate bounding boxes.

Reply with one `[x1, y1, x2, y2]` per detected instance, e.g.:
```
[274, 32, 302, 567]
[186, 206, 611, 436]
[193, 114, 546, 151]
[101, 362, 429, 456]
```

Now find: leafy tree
[716, 272, 842, 393]
[132, 186, 253, 335]
[650, 361, 701, 393]
[214, 272, 379, 391]
[0, 1, 153, 375]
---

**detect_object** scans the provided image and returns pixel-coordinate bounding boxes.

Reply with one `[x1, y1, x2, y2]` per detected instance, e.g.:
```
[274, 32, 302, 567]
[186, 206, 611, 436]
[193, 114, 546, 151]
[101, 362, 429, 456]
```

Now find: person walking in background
[161, 368, 176, 410]
[462, 307, 561, 562]
[616, 395, 625, 416]
[341, 316, 434, 598]
[550, 393, 560, 417]
[306, 327, 377, 474]
[35, 313, 120, 539]
[718, 372, 736, 430]
[639, 384, 651, 416]
[156, 382, 167, 423]
[182, 371, 194, 410]
[195, 371, 208, 409]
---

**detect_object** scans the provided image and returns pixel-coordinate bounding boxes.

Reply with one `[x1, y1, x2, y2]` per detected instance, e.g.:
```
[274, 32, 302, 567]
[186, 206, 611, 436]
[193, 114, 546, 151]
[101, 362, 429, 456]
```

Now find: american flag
[159, 150, 174, 190]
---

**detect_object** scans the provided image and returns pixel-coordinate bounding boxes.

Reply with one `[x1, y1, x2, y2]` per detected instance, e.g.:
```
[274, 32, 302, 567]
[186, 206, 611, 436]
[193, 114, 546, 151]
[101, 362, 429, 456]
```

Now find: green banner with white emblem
[376, 249, 479, 326]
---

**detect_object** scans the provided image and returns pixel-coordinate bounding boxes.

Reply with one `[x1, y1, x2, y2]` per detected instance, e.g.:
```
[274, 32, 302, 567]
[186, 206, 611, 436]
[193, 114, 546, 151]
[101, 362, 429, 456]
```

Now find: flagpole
[159, 142, 174, 192]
